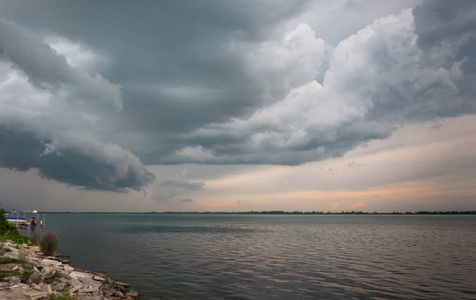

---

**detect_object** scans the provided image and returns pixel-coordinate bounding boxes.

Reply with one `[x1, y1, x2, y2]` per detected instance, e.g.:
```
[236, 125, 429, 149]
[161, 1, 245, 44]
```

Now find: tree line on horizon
[25, 210, 476, 215]
[164, 210, 476, 215]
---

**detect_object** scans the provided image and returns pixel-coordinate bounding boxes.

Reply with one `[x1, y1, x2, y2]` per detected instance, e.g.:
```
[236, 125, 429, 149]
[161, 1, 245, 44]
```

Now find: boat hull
[6, 218, 28, 224]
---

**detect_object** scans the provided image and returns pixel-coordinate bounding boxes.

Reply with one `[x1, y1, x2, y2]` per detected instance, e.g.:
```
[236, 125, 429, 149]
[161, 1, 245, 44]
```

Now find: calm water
[38, 214, 476, 299]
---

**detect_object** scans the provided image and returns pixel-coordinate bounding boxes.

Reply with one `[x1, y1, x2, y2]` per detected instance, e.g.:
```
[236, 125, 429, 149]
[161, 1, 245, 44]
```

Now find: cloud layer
[0, 0, 475, 191]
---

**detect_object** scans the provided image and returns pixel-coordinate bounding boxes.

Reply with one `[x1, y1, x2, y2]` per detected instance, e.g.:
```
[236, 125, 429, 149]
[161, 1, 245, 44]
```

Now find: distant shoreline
[29, 210, 476, 215]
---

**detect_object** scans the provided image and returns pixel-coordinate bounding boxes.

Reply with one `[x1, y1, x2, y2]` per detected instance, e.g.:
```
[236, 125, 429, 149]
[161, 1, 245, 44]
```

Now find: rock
[69, 284, 82, 293]
[24, 291, 48, 299]
[41, 266, 55, 274]
[0, 241, 139, 299]
[51, 280, 68, 292]
[44, 284, 53, 294]
[41, 259, 62, 266]
[126, 290, 140, 299]
[70, 271, 94, 280]
[93, 271, 106, 278]
[63, 264, 74, 272]
[114, 280, 130, 292]
[82, 284, 97, 293]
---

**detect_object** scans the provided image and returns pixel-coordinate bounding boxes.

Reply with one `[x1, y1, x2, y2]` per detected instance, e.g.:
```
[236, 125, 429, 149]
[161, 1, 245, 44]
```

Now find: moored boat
[6, 217, 28, 225]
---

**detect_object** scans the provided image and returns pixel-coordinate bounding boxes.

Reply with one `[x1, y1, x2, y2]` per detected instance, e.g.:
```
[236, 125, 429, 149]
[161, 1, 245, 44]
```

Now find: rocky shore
[0, 241, 139, 299]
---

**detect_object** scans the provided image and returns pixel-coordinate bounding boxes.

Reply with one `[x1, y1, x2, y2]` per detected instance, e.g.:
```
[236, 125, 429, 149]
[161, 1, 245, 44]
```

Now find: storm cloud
[0, 0, 475, 191]
[0, 21, 155, 191]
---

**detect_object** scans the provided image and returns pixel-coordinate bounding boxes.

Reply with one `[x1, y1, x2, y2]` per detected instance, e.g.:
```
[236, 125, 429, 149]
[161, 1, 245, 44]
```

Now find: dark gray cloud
[0, 0, 475, 187]
[0, 128, 155, 191]
[0, 20, 155, 191]
[413, 0, 476, 49]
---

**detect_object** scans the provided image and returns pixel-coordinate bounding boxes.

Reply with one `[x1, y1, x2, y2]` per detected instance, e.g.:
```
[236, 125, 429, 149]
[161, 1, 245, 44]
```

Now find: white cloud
[45, 36, 108, 72]
[173, 8, 472, 165]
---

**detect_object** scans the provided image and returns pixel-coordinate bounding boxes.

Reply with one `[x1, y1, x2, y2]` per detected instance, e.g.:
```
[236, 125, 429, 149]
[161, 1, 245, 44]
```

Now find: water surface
[42, 214, 476, 299]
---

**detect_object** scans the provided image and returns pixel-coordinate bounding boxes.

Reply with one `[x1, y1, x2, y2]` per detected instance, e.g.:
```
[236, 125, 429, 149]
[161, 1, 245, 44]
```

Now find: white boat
[5, 210, 43, 227]
[6, 217, 28, 225]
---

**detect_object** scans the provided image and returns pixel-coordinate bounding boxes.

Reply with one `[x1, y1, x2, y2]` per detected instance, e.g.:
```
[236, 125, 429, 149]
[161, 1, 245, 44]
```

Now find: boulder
[70, 271, 94, 280]
[114, 280, 130, 292]
[126, 290, 140, 299]
[24, 291, 48, 300]
[44, 284, 53, 294]
[41, 259, 62, 266]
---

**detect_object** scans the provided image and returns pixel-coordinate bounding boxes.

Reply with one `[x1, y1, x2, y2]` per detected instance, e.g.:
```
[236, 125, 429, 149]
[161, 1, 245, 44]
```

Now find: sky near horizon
[0, 0, 475, 212]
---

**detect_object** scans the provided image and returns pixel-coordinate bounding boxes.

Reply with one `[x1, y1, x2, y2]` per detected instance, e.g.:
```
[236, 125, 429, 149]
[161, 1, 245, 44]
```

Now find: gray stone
[70, 271, 94, 280]
[69, 284, 81, 293]
[41, 259, 62, 266]
[51, 281, 68, 292]
[126, 290, 140, 299]
[44, 284, 52, 294]
[24, 291, 48, 299]
[63, 264, 74, 272]
[81, 284, 93, 293]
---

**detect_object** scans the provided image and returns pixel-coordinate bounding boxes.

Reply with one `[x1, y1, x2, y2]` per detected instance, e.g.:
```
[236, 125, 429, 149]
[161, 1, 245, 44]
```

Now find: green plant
[20, 268, 32, 283]
[44, 270, 62, 283]
[0, 208, 30, 245]
[47, 292, 82, 300]
[17, 247, 29, 265]
[0, 269, 21, 281]
[30, 231, 41, 245]
[0, 230, 9, 249]
[40, 231, 58, 256]
[0, 257, 18, 264]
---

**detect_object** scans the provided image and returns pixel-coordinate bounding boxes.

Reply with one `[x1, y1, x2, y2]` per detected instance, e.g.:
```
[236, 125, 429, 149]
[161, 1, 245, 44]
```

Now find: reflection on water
[45, 214, 476, 299]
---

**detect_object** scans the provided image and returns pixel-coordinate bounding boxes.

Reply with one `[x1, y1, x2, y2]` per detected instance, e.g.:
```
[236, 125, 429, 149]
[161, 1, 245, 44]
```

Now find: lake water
[37, 214, 476, 299]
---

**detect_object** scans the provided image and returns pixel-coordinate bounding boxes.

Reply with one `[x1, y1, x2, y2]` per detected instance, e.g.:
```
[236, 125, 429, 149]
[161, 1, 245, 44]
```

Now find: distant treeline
[39, 210, 476, 215]
[163, 210, 476, 215]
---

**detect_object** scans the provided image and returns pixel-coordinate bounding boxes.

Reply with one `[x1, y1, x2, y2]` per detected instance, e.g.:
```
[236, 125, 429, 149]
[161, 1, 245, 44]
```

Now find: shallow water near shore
[38, 214, 476, 299]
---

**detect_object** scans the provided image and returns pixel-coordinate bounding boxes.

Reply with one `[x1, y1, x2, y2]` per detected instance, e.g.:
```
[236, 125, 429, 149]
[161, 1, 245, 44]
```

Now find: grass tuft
[40, 231, 58, 256]
[47, 292, 82, 300]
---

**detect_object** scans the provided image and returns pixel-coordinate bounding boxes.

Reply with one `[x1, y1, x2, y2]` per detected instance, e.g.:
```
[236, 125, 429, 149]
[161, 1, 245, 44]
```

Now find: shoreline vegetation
[0, 209, 139, 300]
[40, 210, 476, 215]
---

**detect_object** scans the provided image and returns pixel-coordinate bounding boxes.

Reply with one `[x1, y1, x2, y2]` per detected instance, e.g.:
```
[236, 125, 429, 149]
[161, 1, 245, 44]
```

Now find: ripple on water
[44, 214, 476, 299]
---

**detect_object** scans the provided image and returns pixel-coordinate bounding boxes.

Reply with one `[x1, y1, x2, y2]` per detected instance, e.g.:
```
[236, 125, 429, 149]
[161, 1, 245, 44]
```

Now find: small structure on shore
[6, 211, 45, 229]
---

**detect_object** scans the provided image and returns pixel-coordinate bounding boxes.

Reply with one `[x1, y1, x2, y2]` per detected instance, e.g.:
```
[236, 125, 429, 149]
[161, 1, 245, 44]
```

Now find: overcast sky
[0, 0, 475, 212]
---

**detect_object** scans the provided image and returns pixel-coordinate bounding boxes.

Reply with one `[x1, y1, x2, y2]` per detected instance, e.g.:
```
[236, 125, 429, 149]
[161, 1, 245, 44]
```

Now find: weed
[40, 231, 58, 256]
[20, 268, 32, 283]
[0, 230, 9, 249]
[47, 292, 82, 300]
[17, 247, 29, 264]
[44, 270, 62, 283]
[0, 257, 18, 264]
[30, 232, 41, 245]
[0, 269, 21, 281]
